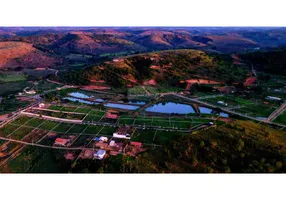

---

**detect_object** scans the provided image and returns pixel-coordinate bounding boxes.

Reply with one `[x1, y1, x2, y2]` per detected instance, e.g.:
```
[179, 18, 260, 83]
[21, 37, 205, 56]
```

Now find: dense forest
[240, 48, 286, 75]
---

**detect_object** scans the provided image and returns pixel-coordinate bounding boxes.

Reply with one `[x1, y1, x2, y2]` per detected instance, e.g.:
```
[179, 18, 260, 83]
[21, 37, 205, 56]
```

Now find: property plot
[53, 123, 74, 133]
[12, 116, 32, 125]
[74, 107, 91, 114]
[83, 125, 103, 135]
[39, 132, 58, 146]
[31, 109, 85, 120]
[273, 111, 286, 125]
[89, 110, 105, 116]
[134, 119, 153, 126]
[28, 149, 77, 173]
[84, 114, 103, 122]
[0, 124, 19, 137]
[0, 146, 45, 173]
[169, 121, 192, 129]
[48, 105, 63, 111]
[25, 117, 46, 127]
[98, 126, 116, 136]
[234, 104, 276, 118]
[118, 117, 134, 125]
[29, 152, 60, 173]
[9, 126, 34, 140]
[60, 106, 77, 112]
[71, 135, 93, 147]
[67, 124, 88, 134]
[39, 121, 60, 131]
[151, 119, 170, 128]
[153, 131, 187, 145]
[131, 129, 156, 144]
[22, 129, 48, 143]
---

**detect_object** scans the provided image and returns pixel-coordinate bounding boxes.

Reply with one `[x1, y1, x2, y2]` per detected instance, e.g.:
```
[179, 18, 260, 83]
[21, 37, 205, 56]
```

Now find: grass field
[53, 123, 74, 133]
[0, 97, 30, 114]
[0, 72, 26, 83]
[98, 126, 116, 136]
[119, 115, 210, 129]
[0, 124, 19, 137]
[204, 96, 253, 107]
[39, 120, 60, 130]
[9, 126, 34, 140]
[273, 111, 286, 125]
[234, 104, 276, 118]
[25, 118, 46, 127]
[131, 129, 156, 144]
[153, 131, 187, 145]
[0, 81, 33, 96]
[67, 124, 88, 133]
[35, 80, 61, 92]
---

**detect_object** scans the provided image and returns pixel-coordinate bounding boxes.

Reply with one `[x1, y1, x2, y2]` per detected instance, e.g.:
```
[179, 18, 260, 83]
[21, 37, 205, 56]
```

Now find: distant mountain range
[1, 27, 286, 69]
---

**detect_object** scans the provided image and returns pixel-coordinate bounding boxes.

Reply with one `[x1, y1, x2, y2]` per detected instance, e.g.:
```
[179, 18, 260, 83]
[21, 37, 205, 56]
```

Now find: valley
[0, 27, 286, 173]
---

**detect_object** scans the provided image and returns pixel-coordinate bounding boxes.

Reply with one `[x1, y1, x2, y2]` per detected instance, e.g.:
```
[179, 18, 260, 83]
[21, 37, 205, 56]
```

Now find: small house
[99, 136, 108, 142]
[39, 103, 45, 108]
[94, 150, 106, 160]
[266, 96, 282, 101]
[109, 140, 116, 146]
[130, 141, 142, 148]
[113, 126, 132, 139]
[217, 101, 228, 106]
[54, 138, 70, 147]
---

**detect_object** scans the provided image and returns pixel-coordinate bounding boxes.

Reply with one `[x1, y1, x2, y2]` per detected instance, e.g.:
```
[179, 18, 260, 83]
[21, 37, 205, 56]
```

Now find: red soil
[90, 79, 105, 83]
[0, 114, 9, 121]
[143, 79, 157, 86]
[150, 65, 161, 69]
[81, 85, 111, 90]
[244, 77, 257, 86]
[183, 79, 221, 84]
[0, 41, 58, 69]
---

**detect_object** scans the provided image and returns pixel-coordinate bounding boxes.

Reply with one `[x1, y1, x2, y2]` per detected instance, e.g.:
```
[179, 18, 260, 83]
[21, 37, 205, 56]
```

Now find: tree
[236, 139, 245, 151]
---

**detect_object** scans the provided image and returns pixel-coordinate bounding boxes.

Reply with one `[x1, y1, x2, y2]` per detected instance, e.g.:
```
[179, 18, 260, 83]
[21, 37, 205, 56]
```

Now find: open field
[273, 111, 286, 125]
[0, 72, 26, 83]
[0, 81, 33, 95]
[0, 97, 30, 114]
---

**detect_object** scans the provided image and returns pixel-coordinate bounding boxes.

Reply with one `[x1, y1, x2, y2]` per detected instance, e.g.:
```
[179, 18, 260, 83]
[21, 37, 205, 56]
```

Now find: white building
[113, 133, 131, 139]
[217, 101, 228, 106]
[266, 96, 281, 101]
[39, 103, 45, 108]
[99, 136, 108, 142]
[94, 150, 106, 160]
[25, 89, 36, 95]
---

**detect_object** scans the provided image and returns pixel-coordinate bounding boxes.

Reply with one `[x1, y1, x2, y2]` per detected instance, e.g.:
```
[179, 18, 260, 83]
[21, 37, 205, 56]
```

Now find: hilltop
[1, 27, 286, 70]
[57, 49, 248, 87]
[0, 41, 60, 69]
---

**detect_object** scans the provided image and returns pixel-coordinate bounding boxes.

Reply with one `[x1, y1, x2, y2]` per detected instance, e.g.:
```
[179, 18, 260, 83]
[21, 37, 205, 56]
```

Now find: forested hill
[240, 48, 286, 75]
[56, 49, 248, 87]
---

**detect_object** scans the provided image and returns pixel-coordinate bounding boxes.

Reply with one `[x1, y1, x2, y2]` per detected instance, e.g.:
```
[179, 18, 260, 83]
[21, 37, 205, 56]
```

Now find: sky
[0, 0, 285, 26]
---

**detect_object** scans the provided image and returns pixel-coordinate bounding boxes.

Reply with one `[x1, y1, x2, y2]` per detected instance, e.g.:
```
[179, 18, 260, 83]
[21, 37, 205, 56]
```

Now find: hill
[0, 41, 60, 69]
[1, 27, 286, 70]
[57, 49, 248, 87]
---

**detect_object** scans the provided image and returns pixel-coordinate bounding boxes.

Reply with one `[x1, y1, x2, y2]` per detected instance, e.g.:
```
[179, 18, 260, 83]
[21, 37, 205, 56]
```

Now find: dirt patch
[81, 85, 111, 90]
[64, 152, 76, 160]
[0, 114, 9, 121]
[143, 79, 157, 86]
[184, 79, 221, 84]
[244, 77, 257, 86]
